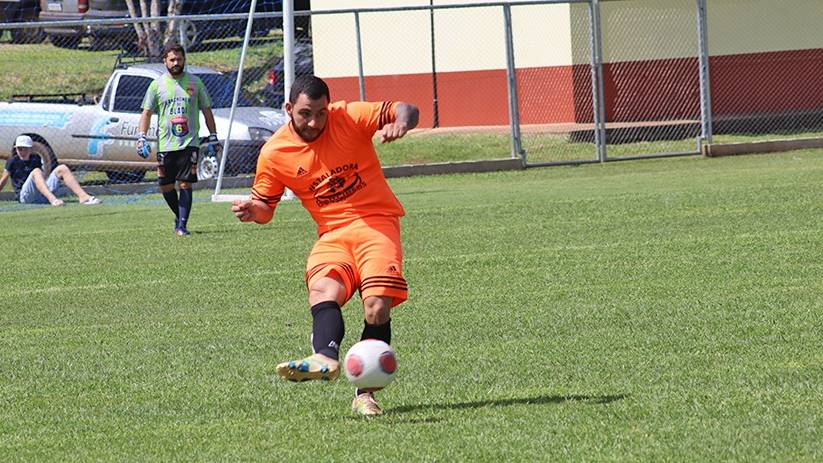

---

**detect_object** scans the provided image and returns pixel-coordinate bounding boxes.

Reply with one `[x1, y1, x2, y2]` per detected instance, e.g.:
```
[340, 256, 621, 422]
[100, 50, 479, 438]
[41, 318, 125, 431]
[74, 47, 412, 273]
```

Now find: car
[38, 0, 310, 50]
[263, 39, 313, 108]
[39, 0, 138, 49]
[0, 0, 44, 43]
[0, 59, 288, 182]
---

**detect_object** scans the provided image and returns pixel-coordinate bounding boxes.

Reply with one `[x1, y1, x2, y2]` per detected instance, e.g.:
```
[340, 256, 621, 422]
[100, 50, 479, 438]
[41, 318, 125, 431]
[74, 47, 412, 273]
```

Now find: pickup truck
[0, 62, 288, 183]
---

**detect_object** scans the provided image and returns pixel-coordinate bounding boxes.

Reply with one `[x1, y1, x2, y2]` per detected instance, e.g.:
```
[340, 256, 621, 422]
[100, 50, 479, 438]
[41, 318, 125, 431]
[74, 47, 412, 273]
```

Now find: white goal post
[211, 0, 296, 203]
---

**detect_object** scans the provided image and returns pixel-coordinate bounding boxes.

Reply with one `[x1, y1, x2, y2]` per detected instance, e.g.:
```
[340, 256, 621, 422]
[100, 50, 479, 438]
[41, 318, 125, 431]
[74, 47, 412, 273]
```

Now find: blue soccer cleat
[276, 354, 339, 382]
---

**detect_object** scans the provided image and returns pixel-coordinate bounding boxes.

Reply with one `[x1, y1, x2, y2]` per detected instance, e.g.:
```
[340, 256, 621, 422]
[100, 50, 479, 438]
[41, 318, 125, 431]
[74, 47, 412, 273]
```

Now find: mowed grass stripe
[1, 151, 822, 461]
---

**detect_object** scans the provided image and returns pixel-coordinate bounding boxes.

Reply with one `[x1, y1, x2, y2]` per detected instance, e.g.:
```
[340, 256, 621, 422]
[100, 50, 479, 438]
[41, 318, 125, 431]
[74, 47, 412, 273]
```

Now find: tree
[124, 0, 183, 58]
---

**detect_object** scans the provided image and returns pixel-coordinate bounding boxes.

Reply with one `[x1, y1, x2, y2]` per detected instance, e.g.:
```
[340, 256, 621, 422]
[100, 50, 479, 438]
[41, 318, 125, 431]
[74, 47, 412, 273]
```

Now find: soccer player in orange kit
[231, 75, 419, 416]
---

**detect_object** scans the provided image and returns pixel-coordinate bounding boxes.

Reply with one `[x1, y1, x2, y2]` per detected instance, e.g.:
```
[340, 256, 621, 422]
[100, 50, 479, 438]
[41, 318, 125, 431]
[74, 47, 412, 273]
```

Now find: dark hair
[162, 41, 186, 59]
[289, 75, 330, 104]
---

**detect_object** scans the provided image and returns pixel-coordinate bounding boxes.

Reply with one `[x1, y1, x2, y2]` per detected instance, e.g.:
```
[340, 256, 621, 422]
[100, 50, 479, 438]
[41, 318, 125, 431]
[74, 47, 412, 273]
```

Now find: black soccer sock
[162, 189, 179, 221]
[360, 319, 391, 345]
[178, 188, 193, 229]
[311, 301, 345, 360]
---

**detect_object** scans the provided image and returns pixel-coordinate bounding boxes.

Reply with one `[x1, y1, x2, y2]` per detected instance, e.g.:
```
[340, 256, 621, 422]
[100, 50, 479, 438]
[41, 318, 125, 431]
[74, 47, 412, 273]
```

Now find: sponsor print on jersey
[163, 96, 190, 114]
[314, 172, 367, 207]
[170, 116, 189, 137]
[311, 163, 366, 207]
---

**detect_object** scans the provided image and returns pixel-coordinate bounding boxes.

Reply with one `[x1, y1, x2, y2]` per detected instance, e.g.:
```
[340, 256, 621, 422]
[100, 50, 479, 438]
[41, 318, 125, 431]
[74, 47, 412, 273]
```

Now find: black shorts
[157, 146, 198, 185]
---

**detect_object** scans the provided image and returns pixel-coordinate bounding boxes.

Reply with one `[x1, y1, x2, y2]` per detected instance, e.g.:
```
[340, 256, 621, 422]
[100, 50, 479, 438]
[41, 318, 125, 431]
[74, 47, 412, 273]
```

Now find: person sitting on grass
[0, 135, 101, 206]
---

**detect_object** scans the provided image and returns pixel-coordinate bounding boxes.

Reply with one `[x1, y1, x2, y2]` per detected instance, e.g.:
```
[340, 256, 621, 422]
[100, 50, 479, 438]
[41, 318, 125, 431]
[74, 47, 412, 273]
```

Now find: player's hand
[379, 122, 409, 144]
[231, 199, 254, 222]
[136, 134, 150, 158]
[207, 134, 222, 155]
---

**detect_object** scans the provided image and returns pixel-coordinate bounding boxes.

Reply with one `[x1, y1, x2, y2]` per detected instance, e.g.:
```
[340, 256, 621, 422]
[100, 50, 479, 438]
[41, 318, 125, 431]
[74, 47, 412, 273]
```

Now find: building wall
[311, 0, 823, 127]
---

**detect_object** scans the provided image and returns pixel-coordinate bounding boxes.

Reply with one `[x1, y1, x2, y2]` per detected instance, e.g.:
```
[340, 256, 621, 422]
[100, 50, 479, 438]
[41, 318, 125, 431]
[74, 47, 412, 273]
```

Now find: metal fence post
[503, 4, 524, 161]
[354, 11, 366, 101]
[590, 0, 607, 162]
[696, 0, 713, 147]
[429, 0, 440, 128]
[587, 0, 601, 161]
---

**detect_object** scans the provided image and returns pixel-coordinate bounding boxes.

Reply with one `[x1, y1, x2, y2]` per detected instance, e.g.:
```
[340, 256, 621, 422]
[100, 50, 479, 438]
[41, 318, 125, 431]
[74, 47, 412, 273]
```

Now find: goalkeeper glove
[206, 133, 221, 156]
[136, 134, 150, 159]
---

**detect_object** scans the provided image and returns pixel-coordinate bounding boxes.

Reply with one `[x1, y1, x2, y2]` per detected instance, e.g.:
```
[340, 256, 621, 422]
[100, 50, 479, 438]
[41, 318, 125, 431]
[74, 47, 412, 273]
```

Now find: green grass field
[2, 150, 823, 461]
[0, 36, 279, 101]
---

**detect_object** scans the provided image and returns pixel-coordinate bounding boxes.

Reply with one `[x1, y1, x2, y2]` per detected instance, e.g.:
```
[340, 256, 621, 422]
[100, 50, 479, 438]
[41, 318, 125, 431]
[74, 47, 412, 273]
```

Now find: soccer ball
[344, 339, 397, 391]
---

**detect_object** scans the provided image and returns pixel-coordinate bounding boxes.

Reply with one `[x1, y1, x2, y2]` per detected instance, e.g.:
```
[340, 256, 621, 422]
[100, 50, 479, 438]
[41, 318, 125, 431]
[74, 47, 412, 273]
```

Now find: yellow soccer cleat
[352, 392, 383, 416]
[276, 354, 339, 382]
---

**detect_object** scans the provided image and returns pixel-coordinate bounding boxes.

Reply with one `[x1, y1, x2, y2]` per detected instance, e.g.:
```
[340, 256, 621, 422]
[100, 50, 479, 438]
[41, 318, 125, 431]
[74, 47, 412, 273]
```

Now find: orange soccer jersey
[251, 100, 405, 235]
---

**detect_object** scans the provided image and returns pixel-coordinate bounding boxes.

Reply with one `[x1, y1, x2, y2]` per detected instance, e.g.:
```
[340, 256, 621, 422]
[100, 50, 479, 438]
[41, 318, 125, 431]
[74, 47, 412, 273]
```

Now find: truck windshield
[196, 73, 260, 108]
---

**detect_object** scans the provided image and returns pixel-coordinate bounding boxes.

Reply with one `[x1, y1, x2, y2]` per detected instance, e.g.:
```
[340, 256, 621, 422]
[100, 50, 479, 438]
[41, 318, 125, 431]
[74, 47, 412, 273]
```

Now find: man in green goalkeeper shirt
[138, 42, 221, 236]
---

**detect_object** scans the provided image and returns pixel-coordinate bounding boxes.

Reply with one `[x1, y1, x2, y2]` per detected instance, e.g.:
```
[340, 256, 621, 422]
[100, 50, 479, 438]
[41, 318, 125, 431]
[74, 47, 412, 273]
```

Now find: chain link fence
[0, 9, 311, 192]
[706, 0, 823, 147]
[594, 0, 701, 160]
[1, 0, 822, 202]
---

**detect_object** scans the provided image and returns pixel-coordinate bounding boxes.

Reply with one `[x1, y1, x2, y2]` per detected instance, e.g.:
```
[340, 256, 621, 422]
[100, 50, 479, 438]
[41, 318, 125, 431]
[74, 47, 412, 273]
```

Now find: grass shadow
[389, 393, 627, 415]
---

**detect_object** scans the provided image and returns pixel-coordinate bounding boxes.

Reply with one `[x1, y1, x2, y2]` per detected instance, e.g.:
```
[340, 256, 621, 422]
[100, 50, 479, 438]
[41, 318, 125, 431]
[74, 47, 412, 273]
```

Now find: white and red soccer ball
[344, 339, 397, 391]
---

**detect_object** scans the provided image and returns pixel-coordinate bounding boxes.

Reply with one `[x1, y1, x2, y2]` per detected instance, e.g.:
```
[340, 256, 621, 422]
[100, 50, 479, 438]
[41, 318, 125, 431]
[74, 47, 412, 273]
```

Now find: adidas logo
[296, 166, 308, 176]
[387, 265, 398, 274]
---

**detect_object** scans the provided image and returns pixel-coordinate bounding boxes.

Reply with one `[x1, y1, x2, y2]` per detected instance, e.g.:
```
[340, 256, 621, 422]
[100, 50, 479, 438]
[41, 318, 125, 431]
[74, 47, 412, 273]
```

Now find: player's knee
[54, 164, 68, 174]
[308, 276, 346, 306]
[160, 183, 176, 193]
[363, 297, 390, 325]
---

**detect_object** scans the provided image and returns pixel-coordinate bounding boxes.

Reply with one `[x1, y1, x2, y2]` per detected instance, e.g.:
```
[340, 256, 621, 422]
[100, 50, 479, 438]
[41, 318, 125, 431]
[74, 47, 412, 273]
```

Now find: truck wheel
[197, 148, 219, 180]
[179, 20, 201, 51]
[10, 9, 45, 44]
[29, 141, 57, 177]
[11, 27, 45, 44]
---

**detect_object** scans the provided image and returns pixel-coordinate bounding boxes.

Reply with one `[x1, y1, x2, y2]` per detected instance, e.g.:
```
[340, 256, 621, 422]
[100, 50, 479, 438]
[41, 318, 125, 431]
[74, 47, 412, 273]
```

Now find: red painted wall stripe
[324, 48, 823, 127]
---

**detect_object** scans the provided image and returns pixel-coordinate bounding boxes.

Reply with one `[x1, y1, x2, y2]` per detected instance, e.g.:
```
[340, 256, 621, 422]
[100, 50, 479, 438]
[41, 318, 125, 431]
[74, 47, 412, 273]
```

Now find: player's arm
[380, 102, 419, 144]
[137, 83, 155, 136]
[234, 151, 283, 224]
[137, 81, 157, 156]
[231, 198, 274, 224]
[0, 169, 10, 192]
[138, 108, 152, 135]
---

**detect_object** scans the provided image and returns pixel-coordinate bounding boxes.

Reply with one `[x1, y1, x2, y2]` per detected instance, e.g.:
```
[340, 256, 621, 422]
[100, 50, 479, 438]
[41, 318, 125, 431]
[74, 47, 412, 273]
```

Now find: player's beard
[167, 64, 184, 76]
[291, 116, 323, 142]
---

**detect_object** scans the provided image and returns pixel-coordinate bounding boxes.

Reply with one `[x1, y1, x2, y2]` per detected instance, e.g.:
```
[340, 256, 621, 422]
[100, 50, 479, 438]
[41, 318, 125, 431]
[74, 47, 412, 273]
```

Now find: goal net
[211, 0, 301, 203]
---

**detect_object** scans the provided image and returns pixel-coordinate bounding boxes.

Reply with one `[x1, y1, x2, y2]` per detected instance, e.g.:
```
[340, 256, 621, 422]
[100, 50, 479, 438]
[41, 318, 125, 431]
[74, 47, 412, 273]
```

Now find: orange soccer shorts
[305, 216, 408, 308]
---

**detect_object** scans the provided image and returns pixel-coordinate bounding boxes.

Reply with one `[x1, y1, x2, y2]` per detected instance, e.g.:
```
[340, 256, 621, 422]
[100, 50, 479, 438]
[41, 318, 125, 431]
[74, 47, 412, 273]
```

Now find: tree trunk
[136, 0, 160, 57]
[166, 0, 182, 45]
[126, 0, 181, 57]
[124, 0, 146, 52]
